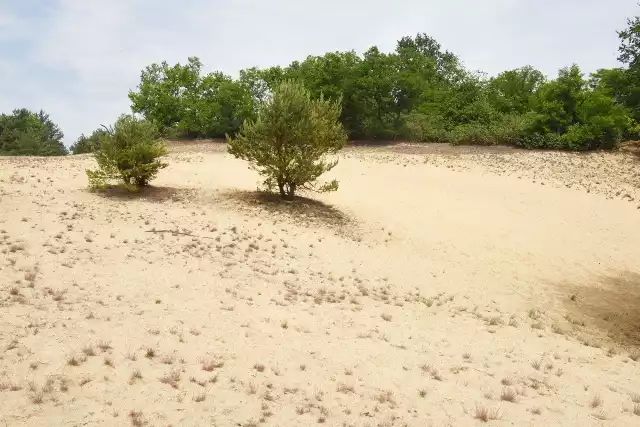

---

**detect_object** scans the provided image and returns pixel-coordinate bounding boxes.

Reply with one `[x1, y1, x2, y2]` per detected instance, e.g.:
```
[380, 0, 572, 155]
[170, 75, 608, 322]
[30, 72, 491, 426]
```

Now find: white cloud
[0, 0, 638, 144]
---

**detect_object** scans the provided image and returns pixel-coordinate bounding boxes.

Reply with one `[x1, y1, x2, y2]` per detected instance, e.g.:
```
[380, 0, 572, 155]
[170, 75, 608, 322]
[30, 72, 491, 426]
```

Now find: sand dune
[1, 143, 639, 426]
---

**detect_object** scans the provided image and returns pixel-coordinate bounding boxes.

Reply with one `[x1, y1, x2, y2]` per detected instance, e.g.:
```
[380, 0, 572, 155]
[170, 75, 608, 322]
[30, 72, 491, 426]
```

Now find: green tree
[130, 57, 254, 139]
[86, 115, 168, 190]
[523, 65, 630, 150]
[228, 80, 347, 200]
[0, 109, 67, 156]
[487, 66, 545, 114]
[618, 14, 640, 67]
[70, 127, 110, 154]
[179, 72, 254, 138]
[129, 57, 202, 133]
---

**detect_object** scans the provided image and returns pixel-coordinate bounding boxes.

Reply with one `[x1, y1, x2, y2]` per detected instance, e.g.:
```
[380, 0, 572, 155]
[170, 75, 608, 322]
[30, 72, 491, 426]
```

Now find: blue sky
[0, 0, 638, 145]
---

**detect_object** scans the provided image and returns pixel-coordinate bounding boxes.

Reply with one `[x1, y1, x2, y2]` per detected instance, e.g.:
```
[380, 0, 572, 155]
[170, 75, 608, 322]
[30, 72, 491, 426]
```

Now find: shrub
[70, 128, 109, 154]
[449, 114, 533, 146]
[86, 115, 167, 190]
[228, 80, 347, 200]
[514, 133, 562, 149]
[401, 113, 450, 142]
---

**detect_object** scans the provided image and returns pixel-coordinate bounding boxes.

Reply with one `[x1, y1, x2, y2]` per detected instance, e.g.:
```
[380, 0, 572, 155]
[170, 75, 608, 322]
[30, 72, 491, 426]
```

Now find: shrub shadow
[219, 190, 355, 231]
[558, 270, 640, 348]
[88, 185, 191, 203]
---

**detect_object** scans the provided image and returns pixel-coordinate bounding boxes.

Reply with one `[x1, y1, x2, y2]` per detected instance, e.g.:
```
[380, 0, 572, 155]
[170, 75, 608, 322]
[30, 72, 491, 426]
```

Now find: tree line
[2, 10, 640, 156]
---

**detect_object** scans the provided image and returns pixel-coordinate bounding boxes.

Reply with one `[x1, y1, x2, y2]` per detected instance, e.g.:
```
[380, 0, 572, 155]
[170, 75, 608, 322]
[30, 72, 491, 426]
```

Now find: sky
[0, 0, 638, 145]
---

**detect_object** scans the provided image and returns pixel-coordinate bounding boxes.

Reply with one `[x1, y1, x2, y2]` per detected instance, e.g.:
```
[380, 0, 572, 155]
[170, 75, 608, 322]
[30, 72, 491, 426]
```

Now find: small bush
[449, 123, 496, 146]
[400, 113, 450, 143]
[514, 132, 563, 149]
[228, 80, 347, 200]
[86, 115, 167, 190]
[70, 128, 109, 154]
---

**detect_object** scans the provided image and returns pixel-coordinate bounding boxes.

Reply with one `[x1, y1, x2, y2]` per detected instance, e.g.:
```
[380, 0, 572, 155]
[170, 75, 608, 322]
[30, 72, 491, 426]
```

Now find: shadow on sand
[88, 185, 193, 203]
[219, 190, 355, 231]
[559, 270, 640, 348]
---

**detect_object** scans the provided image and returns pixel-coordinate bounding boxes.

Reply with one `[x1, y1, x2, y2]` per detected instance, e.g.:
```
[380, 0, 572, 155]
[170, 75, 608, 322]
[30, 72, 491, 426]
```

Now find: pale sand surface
[1, 143, 639, 426]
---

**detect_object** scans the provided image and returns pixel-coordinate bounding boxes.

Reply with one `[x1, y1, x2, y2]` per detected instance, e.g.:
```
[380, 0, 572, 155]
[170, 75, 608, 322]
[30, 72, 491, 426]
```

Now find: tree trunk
[285, 183, 296, 200]
[278, 181, 286, 198]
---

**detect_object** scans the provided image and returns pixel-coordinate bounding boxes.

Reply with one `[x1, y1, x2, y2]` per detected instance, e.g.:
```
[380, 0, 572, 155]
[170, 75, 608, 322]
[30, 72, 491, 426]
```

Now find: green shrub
[401, 113, 451, 142]
[513, 133, 562, 149]
[86, 115, 168, 190]
[70, 128, 109, 154]
[449, 123, 495, 145]
[228, 80, 347, 200]
[448, 114, 533, 146]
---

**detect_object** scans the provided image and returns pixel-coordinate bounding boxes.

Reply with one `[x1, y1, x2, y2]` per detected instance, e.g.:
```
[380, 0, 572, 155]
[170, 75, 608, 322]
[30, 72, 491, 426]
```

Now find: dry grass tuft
[30, 390, 45, 404]
[246, 382, 257, 395]
[201, 358, 224, 372]
[129, 370, 142, 385]
[590, 394, 603, 408]
[98, 340, 112, 351]
[375, 390, 396, 406]
[500, 386, 517, 403]
[474, 404, 501, 422]
[128, 410, 146, 427]
[159, 370, 181, 389]
[67, 354, 86, 366]
[501, 377, 514, 386]
[336, 383, 355, 394]
[253, 363, 265, 372]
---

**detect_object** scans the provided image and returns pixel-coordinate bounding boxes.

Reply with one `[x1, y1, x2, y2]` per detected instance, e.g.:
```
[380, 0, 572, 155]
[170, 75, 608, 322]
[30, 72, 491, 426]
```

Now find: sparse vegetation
[475, 404, 501, 422]
[500, 387, 517, 403]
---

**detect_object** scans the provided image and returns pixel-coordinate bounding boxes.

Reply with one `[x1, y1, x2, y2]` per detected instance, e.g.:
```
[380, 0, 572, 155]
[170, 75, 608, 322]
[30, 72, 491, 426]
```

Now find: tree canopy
[126, 24, 640, 150]
[5, 8, 640, 156]
[0, 109, 67, 156]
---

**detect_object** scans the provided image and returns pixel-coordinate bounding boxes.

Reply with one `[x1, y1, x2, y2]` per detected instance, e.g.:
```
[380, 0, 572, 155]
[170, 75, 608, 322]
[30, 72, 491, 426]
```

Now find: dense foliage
[70, 128, 110, 154]
[4, 9, 640, 156]
[128, 20, 640, 151]
[0, 109, 67, 156]
[86, 115, 167, 190]
[228, 81, 347, 199]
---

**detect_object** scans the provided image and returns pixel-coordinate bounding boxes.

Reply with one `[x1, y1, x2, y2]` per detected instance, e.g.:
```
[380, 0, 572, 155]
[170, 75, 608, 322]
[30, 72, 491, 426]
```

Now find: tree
[523, 65, 630, 150]
[488, 66, 545, 114]
[70, 127, 110, 154]
[86, 115, 168, 190]
[0, 109, 67, 156]
[130, 57, 254, 139]
[129, 57, 202, 133]
[228, 80, 347, 200]
[179, 72, 254, 138]
[618, 14, 640, 67]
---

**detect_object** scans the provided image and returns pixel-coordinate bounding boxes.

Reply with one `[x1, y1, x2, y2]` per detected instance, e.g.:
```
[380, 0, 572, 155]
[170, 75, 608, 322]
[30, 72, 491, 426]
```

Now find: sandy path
[1, 145, 639, 426]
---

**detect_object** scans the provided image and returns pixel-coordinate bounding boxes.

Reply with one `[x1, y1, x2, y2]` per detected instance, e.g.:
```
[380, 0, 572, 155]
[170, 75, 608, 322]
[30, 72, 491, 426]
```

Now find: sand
[1, 142, 639, 426]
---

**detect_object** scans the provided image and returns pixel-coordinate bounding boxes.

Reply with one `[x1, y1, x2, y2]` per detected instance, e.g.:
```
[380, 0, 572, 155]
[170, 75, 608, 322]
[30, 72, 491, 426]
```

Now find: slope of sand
[1, 143, 639, 427]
